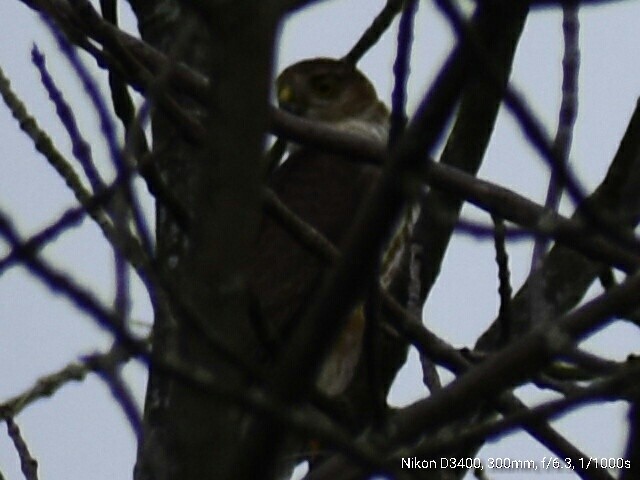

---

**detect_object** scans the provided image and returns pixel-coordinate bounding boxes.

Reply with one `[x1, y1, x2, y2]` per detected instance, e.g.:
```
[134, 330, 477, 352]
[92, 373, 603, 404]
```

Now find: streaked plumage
[250, 58, 391, 396]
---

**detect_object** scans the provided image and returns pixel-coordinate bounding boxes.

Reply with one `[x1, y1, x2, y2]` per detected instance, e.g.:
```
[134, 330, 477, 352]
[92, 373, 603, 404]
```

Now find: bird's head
[276, 58, 388, 135]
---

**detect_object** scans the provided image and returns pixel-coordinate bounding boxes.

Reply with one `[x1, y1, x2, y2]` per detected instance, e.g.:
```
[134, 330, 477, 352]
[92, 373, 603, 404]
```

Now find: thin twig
[32, 45, 105, 193]
[0, 63, 111, 233]
[389, 0, 417, 147]
[528, 3, 580, 327]
[4, 417, 39, 480]
[343, 0, 404, 65]
[492, 215, 513, 344]
[530, 2, 580, 270]
[100, 0, 150, 161]
[85, 351, 143, 441]
[0, 348, 131, 420]
[43, 13, 154, 257]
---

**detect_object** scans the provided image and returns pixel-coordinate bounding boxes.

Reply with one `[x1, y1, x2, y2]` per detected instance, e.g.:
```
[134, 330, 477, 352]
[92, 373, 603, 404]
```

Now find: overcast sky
[1, 1, 639, 479]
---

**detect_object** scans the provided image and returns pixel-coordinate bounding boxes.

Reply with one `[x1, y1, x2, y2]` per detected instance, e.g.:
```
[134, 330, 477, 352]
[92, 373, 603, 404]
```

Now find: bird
[249, 57, 398, 398]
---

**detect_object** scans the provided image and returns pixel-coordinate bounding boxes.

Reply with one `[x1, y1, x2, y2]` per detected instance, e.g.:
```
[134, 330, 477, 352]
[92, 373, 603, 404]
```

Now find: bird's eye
[310, 74, 338, 97]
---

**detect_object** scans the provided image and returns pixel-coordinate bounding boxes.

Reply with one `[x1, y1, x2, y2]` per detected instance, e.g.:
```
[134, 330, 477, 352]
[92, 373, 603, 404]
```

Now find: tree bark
[130, 2, 280, 479]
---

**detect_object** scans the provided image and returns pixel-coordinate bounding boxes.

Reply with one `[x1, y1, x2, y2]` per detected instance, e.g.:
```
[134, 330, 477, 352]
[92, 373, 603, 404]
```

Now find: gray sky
[1, 1, 639, 479]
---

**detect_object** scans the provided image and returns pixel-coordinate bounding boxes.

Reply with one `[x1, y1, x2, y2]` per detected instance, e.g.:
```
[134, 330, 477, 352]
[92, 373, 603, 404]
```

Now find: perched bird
[249, 58, 395, 397]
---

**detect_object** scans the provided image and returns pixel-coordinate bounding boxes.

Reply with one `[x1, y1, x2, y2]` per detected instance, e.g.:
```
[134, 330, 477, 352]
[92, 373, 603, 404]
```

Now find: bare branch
[4, 417, 38, 480]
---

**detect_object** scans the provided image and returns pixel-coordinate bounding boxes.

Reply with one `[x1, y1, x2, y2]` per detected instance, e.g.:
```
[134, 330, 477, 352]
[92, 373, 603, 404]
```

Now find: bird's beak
[277, 85, 305, 115]
[278, 84, 293, 105]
